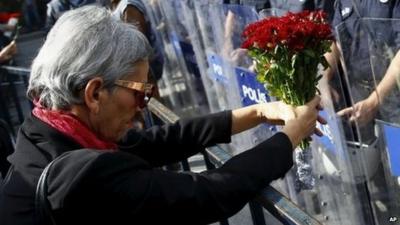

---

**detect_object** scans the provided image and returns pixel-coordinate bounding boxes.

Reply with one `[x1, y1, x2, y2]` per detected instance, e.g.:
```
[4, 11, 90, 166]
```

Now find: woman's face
[93, 60, 150, 142]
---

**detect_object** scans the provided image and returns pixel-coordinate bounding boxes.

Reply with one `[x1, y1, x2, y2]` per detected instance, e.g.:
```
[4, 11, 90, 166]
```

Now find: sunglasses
[114, 80, 154, 108]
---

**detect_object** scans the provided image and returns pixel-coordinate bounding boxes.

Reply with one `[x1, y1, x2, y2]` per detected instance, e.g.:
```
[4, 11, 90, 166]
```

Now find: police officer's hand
[337, 94, 379, 127]
[0, 40, 17, 62]
[282, 96, 326, 148]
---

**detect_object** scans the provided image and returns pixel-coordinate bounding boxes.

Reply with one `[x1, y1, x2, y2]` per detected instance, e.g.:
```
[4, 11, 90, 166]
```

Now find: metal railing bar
[0, 66, 31, 76]
[1, 81, 27, 86]
[257, 187, 321, 225]
[248, 201, 267, 225]
[147, 98, 180, 123]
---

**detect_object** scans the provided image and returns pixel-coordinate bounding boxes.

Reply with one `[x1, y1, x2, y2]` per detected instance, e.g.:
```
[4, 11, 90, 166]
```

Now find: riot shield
[335, 17, 400, 224]
[142, 0, 210, 117]
[187, 2, 278, 153]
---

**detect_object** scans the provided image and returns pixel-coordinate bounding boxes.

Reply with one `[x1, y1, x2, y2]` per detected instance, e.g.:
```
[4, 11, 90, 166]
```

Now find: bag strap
[35, 160, 58, 225]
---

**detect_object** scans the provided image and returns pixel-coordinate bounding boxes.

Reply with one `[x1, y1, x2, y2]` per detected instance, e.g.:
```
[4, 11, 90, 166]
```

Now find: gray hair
[28, 5, 152, 109]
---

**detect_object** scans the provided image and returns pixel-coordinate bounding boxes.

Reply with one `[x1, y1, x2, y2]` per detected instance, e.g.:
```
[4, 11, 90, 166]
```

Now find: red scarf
[32, 104, 118, 151]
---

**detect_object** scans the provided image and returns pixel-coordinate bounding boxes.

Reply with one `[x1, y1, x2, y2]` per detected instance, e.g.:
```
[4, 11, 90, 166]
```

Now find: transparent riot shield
[376, 120, 400, 223]
[183, 0, 242, 112]
[186, 3, 277, 153]
[142, 0, 210, 117]
[307, 74, 370, 225]
[336, 18, 400, 224]
[181, 2, 368, 225]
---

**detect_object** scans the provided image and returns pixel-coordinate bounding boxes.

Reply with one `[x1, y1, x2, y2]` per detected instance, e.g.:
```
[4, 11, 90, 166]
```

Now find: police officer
[330, 0, 400, 142]
[327, 1, 400, 223]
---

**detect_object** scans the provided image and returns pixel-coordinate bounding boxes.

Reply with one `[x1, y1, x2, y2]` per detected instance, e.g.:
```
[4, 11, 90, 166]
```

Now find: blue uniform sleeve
[391, 3, 400, 50]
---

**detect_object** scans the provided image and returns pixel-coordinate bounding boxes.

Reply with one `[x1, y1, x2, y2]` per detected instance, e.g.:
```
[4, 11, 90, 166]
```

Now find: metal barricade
[0, 66, 31, 135]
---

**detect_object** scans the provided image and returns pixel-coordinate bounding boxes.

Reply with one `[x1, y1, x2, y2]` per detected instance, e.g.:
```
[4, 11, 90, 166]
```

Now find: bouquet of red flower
[242, 10, 333, 150]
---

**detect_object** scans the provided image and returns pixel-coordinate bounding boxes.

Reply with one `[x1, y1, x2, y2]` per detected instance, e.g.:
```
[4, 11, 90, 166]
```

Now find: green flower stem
[251, 44, 332, 151]
[300, 140, 310, 150]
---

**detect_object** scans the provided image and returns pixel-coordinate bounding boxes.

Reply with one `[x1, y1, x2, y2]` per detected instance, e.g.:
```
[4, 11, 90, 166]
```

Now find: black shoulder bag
[35, 160, 58, 225]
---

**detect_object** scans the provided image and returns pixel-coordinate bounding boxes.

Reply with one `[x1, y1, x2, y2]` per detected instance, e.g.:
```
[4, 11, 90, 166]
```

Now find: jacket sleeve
[118, 111, 232, 167]
[84, 132, 293, 225]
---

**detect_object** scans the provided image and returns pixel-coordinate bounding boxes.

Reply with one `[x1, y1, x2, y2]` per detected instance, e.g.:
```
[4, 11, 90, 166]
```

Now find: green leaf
[304, 56, 310, 65]
[320, 57, 330, 69]
[304, 49, 316, 58]
[316, 74, 323, 82]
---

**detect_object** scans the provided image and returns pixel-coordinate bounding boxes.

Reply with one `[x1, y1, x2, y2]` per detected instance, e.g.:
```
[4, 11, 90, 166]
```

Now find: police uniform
[269, 0, 315, 12]
[332, 0, 400, 73]
[224, 0, 271, 11]
[225, 0, 334, 21]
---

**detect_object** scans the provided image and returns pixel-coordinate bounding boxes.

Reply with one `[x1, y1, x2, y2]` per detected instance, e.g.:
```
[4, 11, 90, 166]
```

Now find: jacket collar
[8, 113, 83, 166]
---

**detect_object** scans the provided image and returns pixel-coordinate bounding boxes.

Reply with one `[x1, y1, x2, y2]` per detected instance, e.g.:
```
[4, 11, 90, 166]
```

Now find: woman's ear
[84, 77, 107, 114]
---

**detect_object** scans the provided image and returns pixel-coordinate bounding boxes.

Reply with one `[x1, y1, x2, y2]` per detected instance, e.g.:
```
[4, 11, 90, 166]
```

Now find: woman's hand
[231, 100, 298, 134]
[257, 101, 296, 125]
[282, 96, 326, 148]
[230, 97, 325, 137]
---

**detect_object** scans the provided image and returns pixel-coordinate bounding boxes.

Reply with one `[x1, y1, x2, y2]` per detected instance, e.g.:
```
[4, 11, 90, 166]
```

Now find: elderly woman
[0, 6, 324, 225]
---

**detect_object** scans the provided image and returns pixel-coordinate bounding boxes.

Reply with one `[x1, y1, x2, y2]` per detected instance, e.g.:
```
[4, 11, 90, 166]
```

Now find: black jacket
[0, 111, 293, 225]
